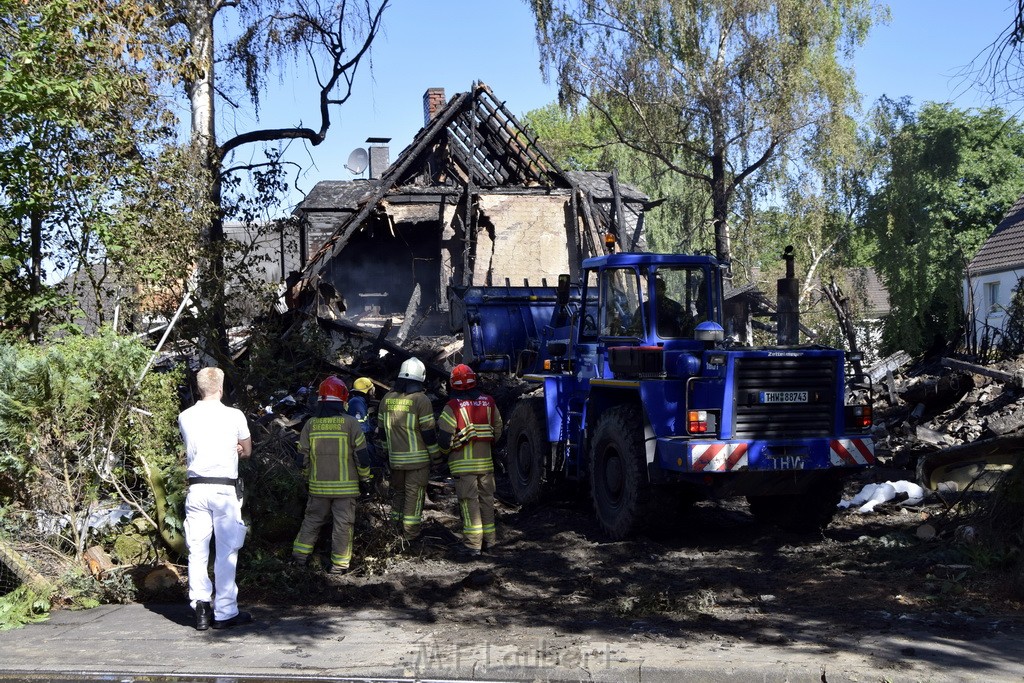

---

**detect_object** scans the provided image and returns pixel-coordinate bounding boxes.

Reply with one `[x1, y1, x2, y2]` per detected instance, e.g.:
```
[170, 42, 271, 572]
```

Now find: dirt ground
[242, 466, 1024, 651]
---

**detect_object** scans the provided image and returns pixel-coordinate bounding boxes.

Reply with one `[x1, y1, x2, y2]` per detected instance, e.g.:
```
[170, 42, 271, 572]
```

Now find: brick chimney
[423, 88, 446, 125]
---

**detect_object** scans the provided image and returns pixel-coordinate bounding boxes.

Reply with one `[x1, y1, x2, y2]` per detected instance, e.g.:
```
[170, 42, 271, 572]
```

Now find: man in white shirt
[178, 366, 252, 631]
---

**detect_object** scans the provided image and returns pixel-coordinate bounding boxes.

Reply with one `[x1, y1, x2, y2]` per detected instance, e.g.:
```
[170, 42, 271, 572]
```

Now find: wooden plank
[941, 357, 1018, 384]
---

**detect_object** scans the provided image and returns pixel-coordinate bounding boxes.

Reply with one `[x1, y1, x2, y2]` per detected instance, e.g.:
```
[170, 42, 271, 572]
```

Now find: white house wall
[964, 268, 1024, 346]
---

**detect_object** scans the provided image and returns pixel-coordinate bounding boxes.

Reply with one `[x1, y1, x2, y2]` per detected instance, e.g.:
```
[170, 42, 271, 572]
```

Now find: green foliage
[242, 320, 332, 409]
[0, 585, 51, 630]
[529, 0, 882, 264]
[861, 101, 1024, 355]
[0, 0, 193, 338]
[522, 102, 712, 252]
[523, 103, 604, 171]
[0, 329, 183, 557]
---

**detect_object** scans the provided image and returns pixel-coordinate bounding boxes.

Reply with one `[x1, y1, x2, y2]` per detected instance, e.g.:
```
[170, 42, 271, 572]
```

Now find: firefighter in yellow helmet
[346, 377, 380, 468]
[291, 376, 370, 573]
[437, 364, 503, 558]
[377, 357, 441, 540]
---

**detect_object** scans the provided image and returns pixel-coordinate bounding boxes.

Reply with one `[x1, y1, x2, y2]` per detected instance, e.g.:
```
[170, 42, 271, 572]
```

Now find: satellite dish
[345, 147, 368, 175]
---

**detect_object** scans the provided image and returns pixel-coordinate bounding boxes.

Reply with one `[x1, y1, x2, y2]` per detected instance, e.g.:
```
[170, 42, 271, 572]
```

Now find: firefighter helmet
[318, 376, 348, 402]
[352, 377, 374, 394]
[398, 357, 426, 382]
[450, 364, 477, 391]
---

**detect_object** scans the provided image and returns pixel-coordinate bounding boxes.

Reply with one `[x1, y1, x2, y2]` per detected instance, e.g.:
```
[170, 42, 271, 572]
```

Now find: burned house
[290, 83, 649, 341]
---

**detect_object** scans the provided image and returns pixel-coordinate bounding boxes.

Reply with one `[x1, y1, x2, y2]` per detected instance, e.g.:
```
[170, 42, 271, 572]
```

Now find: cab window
[651, 266, 708, 339]
[600, 268, 641, 338]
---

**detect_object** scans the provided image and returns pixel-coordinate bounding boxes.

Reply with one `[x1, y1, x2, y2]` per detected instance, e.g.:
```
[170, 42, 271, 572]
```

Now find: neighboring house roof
[297, 180, 378, 212]
[968, 193, 1024, 276]
[563, 171, 647, 202]
[842, 267, 890, 320]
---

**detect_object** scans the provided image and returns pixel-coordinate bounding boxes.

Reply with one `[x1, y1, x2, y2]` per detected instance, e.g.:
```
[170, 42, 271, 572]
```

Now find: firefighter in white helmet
[377, 357, 440, 540]
[437, 364, 503, 558]
[291, 376, 370, 573]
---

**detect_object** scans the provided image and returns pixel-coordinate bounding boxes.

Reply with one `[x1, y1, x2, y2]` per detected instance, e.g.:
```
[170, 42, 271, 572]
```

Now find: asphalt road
[0, 603, 1021, 682]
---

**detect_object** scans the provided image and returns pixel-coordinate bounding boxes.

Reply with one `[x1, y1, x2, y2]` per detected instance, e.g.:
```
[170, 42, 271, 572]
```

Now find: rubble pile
[868, 353, 1024, 490]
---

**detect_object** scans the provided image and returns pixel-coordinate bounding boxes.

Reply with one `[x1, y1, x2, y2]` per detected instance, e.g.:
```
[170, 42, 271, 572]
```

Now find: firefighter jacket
[297, 414, 369, 497]
[438, 390, 503, 475]
[379, 389, 439, 470]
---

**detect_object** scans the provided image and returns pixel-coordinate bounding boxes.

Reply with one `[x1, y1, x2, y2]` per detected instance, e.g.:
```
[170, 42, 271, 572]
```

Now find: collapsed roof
[288, 82, 650, 338]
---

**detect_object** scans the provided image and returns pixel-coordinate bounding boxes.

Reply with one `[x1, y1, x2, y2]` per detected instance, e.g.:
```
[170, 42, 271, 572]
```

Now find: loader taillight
[688, 410, 708, 434]
[845, 404, 872, 431]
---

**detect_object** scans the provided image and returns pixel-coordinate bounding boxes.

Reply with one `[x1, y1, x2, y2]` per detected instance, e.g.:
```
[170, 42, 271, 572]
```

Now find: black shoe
[195, 601, 212, 631]
[327, 564, 349, 575]
[290, 555, 308, 567]
[454, 545, 482, 561]
[211, 611, 253, 630]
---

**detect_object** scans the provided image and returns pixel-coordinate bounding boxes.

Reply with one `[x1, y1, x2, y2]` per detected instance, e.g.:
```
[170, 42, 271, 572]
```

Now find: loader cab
[579, 254, 722, 348]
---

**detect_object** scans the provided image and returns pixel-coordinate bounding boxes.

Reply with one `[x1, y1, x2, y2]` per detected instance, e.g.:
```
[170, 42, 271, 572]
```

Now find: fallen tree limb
[941, 357, 1021, 386]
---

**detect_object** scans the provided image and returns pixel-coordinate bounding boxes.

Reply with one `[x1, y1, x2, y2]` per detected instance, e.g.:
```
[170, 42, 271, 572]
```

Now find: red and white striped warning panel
[690, 442, 749, 472]
[829, 438, 875, 466]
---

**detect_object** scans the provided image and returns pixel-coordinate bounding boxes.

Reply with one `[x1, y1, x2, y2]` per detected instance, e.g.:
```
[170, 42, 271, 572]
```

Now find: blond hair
[196, 367, 224, 399]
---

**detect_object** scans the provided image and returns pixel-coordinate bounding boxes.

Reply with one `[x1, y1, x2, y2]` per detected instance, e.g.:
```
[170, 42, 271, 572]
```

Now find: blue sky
[249, 1, 1019, 212]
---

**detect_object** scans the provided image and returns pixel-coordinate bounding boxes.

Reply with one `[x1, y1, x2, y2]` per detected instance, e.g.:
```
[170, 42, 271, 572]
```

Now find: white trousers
[184, 484, 247, 621]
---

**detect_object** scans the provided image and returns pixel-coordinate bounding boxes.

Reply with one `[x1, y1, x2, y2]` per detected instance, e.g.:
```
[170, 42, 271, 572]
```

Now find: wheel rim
[601, 445, 624, 505]
[514, 434, 533, 486]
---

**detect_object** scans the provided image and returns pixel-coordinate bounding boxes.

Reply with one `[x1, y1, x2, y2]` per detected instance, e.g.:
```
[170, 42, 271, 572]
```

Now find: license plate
[760, 391, 808, 404]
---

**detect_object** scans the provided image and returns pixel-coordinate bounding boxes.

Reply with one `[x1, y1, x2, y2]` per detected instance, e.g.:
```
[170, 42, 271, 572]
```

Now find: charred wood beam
[611, 169, 626, 239]
[448, 126, 507, 186]
[302, 91, 474, 275]
[568, 191, 581, 280]
[941, 357, 1022, 386]
[475, 87, 569, 185]
[867, 351, 912, 384]
[577, 189, 603, 259]
[317, 316, 448, 379]
[900, 372, 975, 411]
[474, 94, 544, 179]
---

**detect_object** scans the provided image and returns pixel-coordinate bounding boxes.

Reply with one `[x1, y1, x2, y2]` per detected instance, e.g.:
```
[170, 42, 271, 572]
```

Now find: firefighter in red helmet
[291, 376, 370, 573]
[437, 364, 503, 558]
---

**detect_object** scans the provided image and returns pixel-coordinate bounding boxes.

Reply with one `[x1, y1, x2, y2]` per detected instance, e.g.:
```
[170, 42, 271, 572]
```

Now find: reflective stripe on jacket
[380, 391, 438, 469]
[300, 415, 368, 496]
[439, 393, 503, 475]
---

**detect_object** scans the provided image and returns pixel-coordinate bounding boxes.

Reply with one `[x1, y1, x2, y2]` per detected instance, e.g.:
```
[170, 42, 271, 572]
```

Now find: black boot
[212, 611, 253, 630]
[195, 601, 212, 631]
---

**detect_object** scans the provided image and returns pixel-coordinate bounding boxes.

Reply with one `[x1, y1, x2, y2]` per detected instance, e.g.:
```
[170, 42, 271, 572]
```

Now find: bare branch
[218, 0, 387, 158]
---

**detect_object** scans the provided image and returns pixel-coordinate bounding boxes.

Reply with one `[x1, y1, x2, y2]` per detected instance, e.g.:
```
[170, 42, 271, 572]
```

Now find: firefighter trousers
[390, 465, 429, 539]
[292, 496, 356, 569]
[455, 472, 496, 551]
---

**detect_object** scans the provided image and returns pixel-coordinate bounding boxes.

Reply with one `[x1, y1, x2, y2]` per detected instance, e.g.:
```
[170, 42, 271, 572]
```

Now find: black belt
[188, 476, 237, 486]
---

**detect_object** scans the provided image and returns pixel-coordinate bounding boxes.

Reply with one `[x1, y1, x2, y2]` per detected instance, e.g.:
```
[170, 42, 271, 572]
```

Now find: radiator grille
[732, 356, 837, 439]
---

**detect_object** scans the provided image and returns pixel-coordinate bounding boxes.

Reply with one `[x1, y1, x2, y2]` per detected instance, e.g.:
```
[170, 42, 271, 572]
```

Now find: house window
[985, 281, 1001, 315]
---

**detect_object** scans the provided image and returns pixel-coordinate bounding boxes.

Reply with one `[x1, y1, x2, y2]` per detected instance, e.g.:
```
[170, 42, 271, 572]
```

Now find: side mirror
[556, 274, 571, 309]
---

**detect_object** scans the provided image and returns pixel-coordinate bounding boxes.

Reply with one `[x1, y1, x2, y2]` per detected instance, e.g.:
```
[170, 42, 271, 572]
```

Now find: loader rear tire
[505, 397, 549, 505]
[590, 405, 650, 540]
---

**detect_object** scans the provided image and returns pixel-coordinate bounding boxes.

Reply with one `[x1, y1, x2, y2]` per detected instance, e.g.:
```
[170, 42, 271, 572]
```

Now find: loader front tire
[505, 397, 549, 505]
[590, 405, 650, 540]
